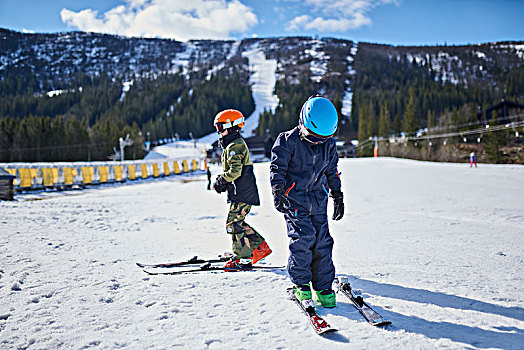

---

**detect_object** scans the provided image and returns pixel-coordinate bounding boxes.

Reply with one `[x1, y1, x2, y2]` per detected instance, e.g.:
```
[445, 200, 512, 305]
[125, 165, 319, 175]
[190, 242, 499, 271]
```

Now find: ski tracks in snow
[1, 160, 523, 349]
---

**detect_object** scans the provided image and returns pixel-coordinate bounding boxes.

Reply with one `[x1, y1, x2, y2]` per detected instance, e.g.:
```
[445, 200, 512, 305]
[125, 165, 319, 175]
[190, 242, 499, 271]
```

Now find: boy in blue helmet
[270, 96, 344, 308]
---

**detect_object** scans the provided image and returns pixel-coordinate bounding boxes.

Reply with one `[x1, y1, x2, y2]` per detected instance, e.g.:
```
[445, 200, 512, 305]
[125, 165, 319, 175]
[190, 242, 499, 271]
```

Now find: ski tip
[319, 328, 338, 335]
[136, 262, 145, 268]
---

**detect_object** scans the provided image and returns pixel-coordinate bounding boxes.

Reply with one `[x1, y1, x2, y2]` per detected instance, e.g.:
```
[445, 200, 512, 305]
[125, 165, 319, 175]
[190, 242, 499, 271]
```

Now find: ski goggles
[298, 123, 332, 144]
[215, 117, 245, 133]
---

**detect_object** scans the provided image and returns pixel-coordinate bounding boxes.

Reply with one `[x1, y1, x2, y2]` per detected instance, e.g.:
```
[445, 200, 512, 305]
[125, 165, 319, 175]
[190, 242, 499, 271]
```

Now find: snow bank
[146, 140, 206, 160]
[1, 158, 523, 349]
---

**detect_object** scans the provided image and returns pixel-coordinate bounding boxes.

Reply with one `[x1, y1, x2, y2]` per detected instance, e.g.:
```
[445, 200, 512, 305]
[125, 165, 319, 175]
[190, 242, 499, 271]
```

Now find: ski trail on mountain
[241, 42, 279, 137]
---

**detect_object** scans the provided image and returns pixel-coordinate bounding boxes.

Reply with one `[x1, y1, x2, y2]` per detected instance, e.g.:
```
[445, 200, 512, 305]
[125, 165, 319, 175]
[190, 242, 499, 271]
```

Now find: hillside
[0, 28, 523, 162]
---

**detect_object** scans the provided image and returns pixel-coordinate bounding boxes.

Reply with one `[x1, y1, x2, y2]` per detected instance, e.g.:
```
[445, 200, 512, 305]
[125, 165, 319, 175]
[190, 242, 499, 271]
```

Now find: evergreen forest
[0, 31, 522, 163]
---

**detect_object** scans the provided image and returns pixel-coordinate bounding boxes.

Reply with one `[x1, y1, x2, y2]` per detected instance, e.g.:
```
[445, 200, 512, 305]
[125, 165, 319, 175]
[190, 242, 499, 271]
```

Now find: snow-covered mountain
[2, 27, 521, 104]
[1, 28, 522, 164]
[360, 41, 524, 86]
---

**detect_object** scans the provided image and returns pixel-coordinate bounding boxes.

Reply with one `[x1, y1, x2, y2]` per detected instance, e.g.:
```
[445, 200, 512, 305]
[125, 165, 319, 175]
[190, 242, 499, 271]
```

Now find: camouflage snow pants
[226, 202, 265, 259]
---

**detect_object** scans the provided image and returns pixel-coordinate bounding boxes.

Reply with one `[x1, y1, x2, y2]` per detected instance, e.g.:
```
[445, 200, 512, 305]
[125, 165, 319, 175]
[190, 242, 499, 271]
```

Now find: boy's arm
[270, 133, 293, 213]
[221, 142, 245, 182]
[269, 133, 293, 187]
[325, 142, 342, 191]
[326, 141, 344, 220]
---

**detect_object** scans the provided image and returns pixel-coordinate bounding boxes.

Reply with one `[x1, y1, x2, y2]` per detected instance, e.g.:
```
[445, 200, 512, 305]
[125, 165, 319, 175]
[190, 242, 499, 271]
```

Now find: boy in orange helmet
[212, 109, 272, 268]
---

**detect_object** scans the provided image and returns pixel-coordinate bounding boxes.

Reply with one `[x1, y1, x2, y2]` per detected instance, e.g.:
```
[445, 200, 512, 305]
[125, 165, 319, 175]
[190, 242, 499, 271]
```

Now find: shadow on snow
[336, 275, 524, 349]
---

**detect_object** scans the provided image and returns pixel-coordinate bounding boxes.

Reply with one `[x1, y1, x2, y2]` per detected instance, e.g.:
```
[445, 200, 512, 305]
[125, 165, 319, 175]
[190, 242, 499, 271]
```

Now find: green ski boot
[294, 284, 312, 301]
[315, 289, 336, 308]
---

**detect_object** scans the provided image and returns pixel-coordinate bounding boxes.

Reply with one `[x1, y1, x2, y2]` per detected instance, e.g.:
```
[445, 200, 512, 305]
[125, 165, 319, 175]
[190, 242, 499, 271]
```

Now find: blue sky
[0, 0, 522, 45]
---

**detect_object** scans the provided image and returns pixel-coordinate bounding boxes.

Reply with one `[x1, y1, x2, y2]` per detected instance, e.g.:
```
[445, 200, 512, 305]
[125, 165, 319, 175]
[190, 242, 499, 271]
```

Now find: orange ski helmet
[213, 109, 245, 133]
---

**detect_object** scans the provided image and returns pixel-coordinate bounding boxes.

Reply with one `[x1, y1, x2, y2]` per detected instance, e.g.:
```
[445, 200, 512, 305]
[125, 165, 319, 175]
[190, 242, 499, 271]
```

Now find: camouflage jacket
[220, 135, 260, 205]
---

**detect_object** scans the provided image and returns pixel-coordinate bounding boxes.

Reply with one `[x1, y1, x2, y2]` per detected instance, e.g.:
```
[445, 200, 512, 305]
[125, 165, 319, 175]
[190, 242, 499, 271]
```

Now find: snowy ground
[1, 158, 523, 349]
[145, 140, 207, 160]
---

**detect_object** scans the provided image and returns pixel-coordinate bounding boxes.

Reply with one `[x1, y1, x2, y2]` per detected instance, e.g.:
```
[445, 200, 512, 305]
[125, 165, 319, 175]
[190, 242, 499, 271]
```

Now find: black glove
[272, 184, 291, 213]
[213, 175, 229, 194]
[330, 190, 344, 220]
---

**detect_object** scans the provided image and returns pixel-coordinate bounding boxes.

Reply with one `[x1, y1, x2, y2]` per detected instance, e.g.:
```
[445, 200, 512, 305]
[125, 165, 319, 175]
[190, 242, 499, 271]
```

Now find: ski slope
[198, 42, 279, 146]
[1, 158, 523, 349]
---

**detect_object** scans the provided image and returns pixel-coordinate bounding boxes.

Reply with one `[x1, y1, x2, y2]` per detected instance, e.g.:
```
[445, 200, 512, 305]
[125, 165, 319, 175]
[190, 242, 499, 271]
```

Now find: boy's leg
[285, 212, 316, 286]
[226, 202, 265, 259]
[310, 213, 335, 291]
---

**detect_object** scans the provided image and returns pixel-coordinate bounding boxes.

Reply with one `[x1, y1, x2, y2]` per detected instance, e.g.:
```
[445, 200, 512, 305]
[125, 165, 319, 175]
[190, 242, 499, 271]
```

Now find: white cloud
[60, 0, 258, 41]
[287, 0, 400, 33]
[286, 15, 311, 32]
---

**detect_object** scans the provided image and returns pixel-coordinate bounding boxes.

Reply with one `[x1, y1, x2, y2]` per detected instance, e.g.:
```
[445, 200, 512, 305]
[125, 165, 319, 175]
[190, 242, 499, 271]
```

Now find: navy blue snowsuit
[270, 127, 341, 291]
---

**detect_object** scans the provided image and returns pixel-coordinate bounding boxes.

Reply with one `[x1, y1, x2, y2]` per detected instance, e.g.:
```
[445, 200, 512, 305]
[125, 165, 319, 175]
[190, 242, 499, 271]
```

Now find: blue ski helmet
[299, 96, 338, 137]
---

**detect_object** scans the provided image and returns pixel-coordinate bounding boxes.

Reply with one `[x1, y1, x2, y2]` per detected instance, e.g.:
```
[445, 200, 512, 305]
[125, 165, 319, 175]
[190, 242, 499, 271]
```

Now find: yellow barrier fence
[140, 164, 148, 179]
[81, 167, 94, 185]
[30, 169, 40, 186]
[114, 165, 124, 182]
[42, 168, 58, 187]
[99, 166, 109, 183]
[18, 168, 32, 189]
[63, 168, 74, 186]
[5, 158, 201, 192]
[128, 165, 136, 180]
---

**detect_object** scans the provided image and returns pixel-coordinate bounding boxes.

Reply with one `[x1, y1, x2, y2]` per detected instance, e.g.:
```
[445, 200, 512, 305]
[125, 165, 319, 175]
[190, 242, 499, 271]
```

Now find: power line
[357, 112, 524, 150]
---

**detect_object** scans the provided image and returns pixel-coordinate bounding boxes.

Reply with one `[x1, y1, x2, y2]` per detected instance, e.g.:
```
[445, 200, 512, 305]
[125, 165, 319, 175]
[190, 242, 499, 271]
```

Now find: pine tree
[402, 87, 418, 134]
[378, 102, 391, 137]
[484, 110, 506, 163]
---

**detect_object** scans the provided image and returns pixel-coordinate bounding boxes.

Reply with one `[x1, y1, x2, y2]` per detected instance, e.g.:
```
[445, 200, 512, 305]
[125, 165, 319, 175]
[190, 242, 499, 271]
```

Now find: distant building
[245, 135, 275, 162]
[336, 141, 357, 158]
[0, 167, 15, 201]
[206, 135, 275, 163]
[478, 100, 524, 124]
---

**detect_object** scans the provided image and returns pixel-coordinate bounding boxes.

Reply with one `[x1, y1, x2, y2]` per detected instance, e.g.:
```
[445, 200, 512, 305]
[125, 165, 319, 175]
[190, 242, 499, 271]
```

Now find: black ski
[136, 255, 230, 268]
[287, 288, 337, 335]
[334, 277, 391, 326]
[143, 262, 284, 275]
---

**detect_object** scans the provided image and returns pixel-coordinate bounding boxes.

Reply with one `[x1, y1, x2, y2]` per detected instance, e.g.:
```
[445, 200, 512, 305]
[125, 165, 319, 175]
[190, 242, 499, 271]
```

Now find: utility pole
[119, 134, 134, 162]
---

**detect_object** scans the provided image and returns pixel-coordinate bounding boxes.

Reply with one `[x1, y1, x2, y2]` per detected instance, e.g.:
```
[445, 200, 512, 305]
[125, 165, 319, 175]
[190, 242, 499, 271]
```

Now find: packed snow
[241, 43, 279, 137]
[341, 47, 356, 117]
[145, 140, 207, 160]
[305, 41, 329, 83]
[119, 81, 133, 101]
[1, 157, 523, 349]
